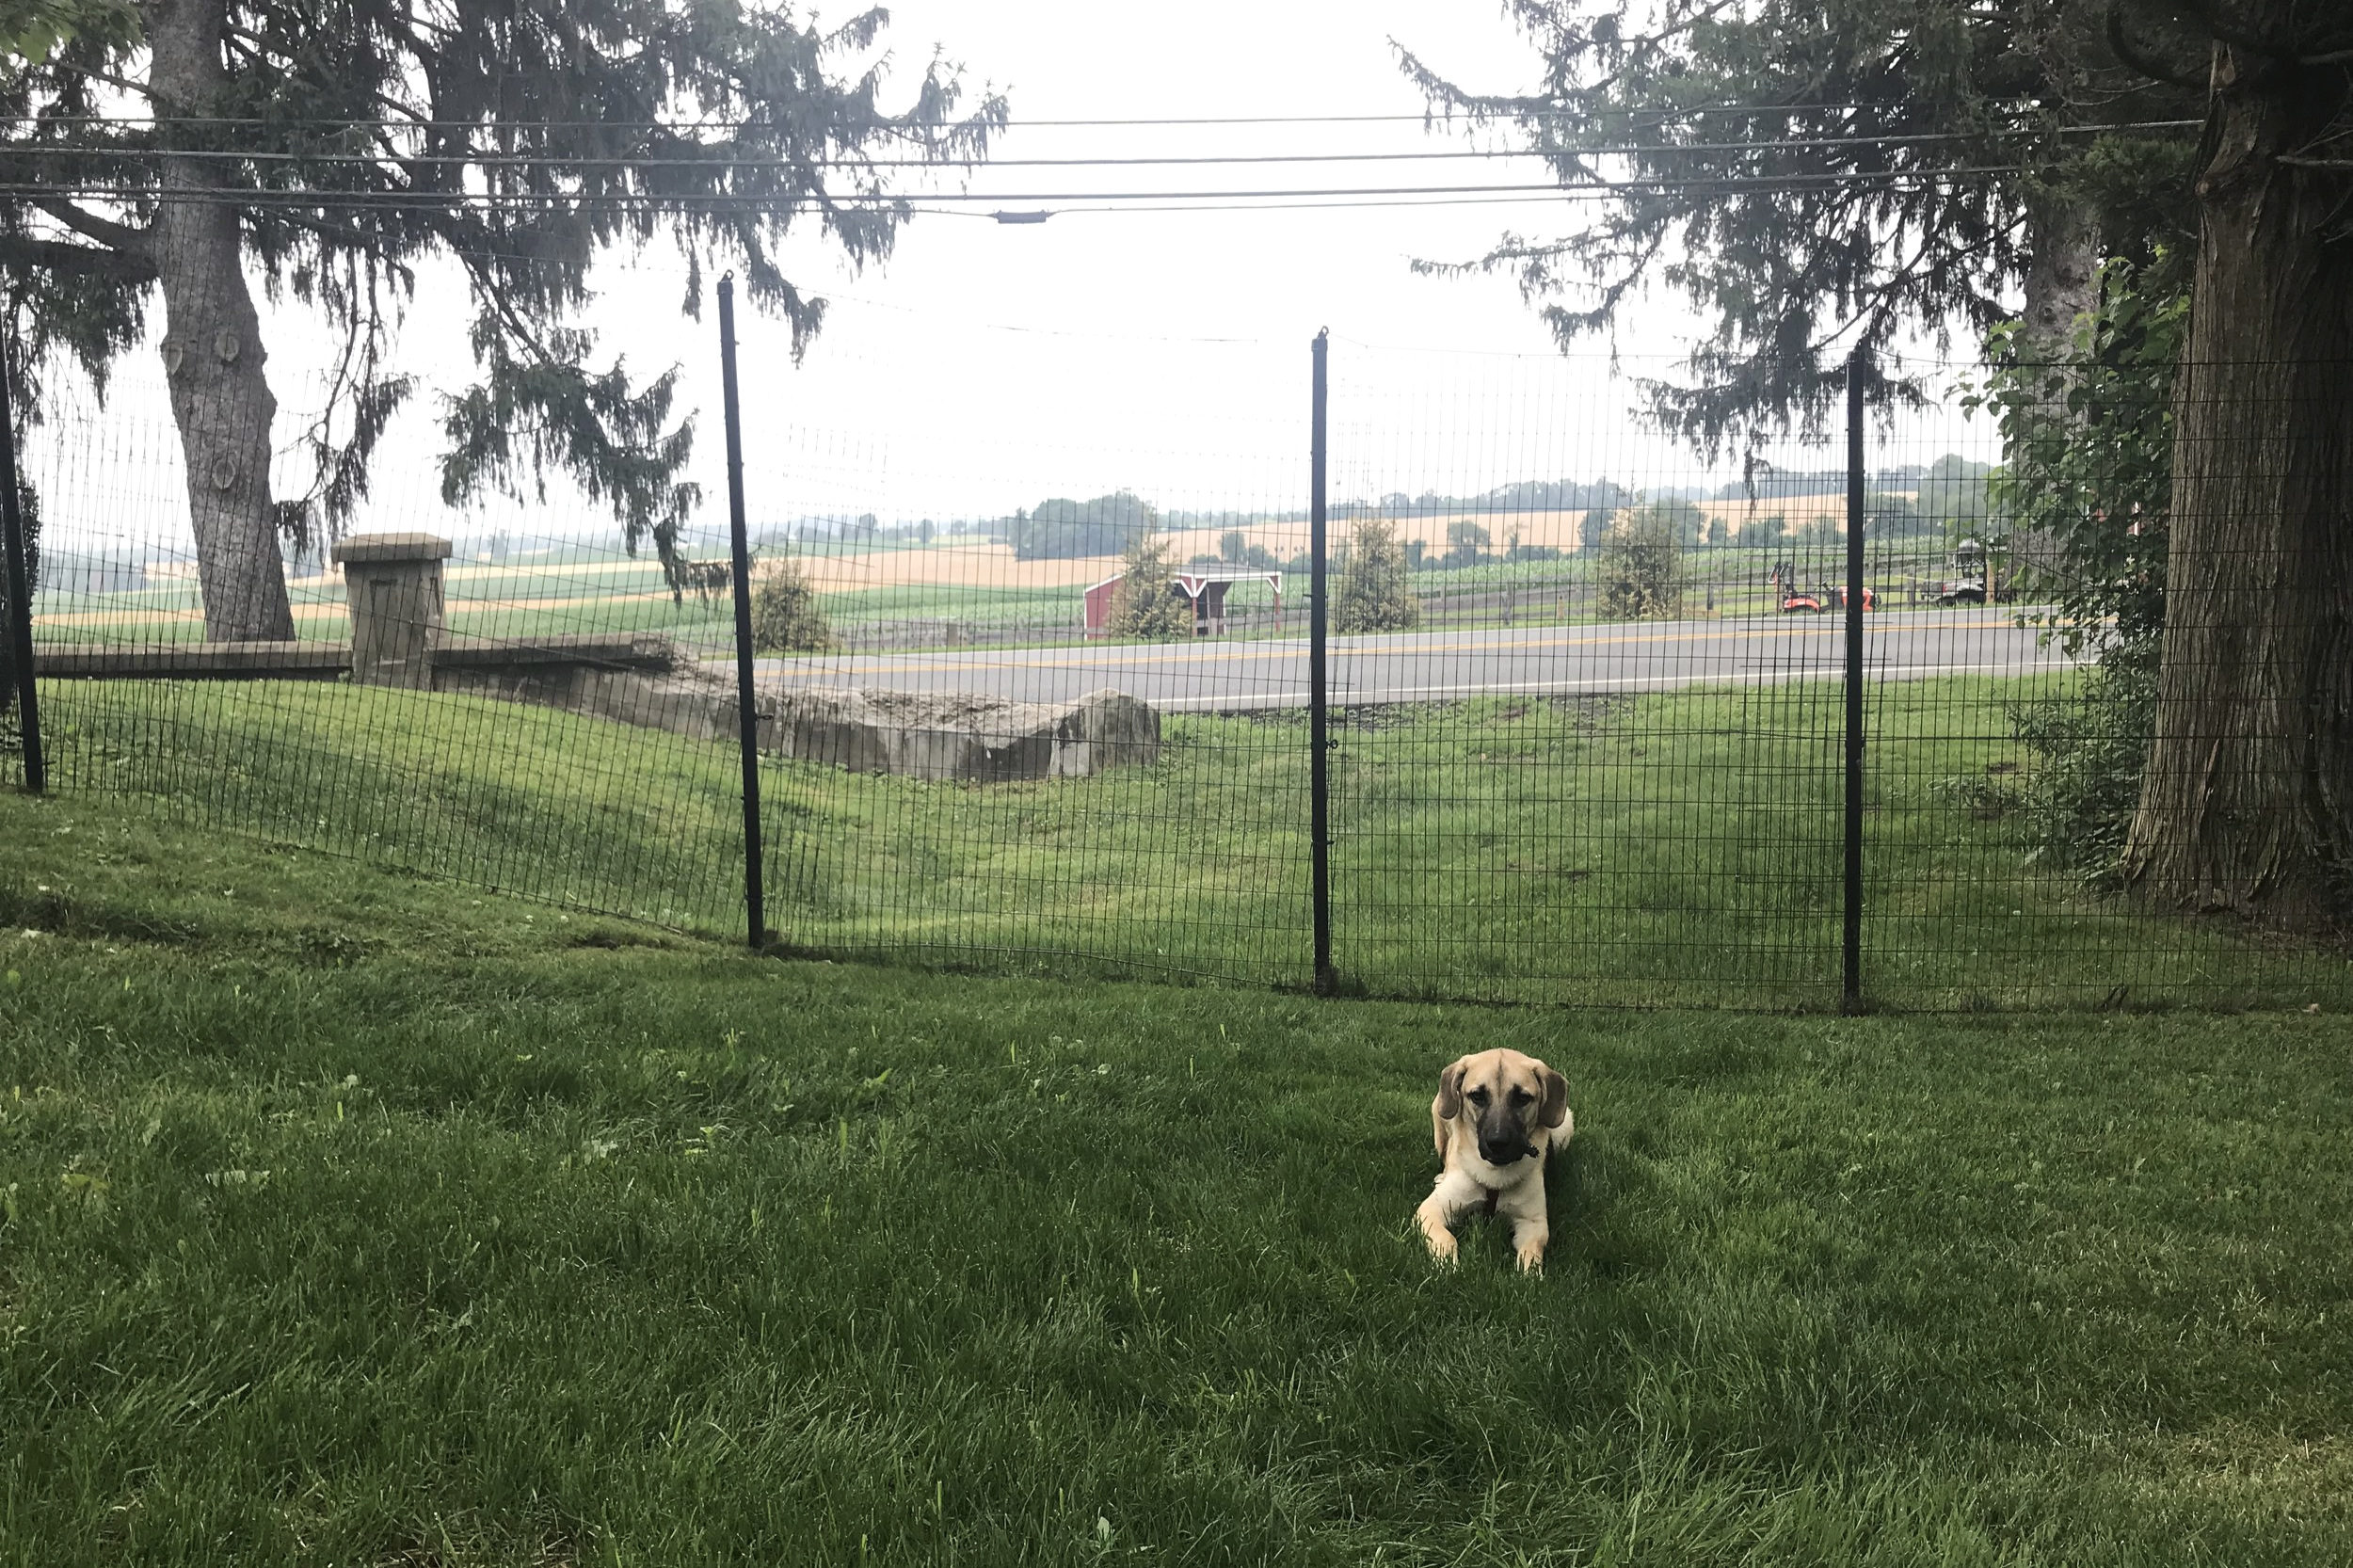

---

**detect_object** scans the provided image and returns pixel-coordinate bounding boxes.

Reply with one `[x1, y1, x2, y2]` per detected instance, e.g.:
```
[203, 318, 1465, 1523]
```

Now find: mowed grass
[2, 793, 2351, 1564]
[29, 670, 2353, 1009]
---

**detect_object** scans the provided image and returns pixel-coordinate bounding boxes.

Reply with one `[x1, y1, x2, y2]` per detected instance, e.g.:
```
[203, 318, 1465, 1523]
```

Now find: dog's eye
[1466, 1088, 1489, 1105]
[1509, 1088, 1531, 1104]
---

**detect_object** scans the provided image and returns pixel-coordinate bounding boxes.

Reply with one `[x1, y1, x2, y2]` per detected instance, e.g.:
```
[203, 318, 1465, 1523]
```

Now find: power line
[0, 103, 2180, 133]
[0, 120, 2198, 173]
[928, 100, 2096, 129]
[3, 168, 2050, 216]
[1000, 186, 1882, 217]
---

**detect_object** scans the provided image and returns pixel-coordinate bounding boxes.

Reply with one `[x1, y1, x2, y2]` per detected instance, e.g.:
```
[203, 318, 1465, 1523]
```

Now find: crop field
[29, 531, 1973, 660]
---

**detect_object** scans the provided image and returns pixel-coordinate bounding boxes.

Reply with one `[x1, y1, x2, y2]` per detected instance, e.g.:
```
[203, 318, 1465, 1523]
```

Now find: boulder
[752, 685, 1160, 781]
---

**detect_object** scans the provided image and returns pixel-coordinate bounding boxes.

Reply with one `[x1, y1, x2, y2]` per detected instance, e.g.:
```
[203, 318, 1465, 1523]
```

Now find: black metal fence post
[0, 346, 42, 795]
[718, 275, 766, 950]
[1842, 351, 1866, 1012]
[1309, 329, 1335, 995]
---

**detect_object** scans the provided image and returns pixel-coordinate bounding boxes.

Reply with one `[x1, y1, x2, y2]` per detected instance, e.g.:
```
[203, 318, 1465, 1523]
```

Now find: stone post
[333, 532, 451, 690]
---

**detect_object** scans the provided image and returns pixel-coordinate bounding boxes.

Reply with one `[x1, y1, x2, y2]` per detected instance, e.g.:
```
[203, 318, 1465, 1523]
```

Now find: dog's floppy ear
[1537, 1064, 1570, 1129]
[1435, 1058, 1468, 1120]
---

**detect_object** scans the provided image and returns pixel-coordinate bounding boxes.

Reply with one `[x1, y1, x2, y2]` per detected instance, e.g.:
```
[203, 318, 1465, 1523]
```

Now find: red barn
[1081, 572, 1126, 637]
[1082, 568, 1283, 638]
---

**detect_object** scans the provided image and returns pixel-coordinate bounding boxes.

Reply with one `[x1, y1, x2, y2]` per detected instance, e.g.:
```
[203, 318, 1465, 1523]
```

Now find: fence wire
[6, 256, 2349, 1010]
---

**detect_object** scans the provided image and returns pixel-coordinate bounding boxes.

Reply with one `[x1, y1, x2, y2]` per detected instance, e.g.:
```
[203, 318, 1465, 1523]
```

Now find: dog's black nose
[1478, 1139, 1523, 1165]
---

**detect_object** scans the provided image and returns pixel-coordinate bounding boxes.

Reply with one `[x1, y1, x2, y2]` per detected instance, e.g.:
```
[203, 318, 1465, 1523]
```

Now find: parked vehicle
[1770, 563, 1871, 614]
[1929, 537, 2012, 605]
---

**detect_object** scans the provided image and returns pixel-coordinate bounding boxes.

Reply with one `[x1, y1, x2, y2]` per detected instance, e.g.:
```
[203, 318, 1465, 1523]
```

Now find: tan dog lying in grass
[1415, 1048, 1573, 1272]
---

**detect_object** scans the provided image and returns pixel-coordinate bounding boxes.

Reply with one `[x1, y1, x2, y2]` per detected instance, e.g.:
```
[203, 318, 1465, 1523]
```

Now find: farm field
[3, 791, 2351, 1563]
[27, 670, 2347, 1009]
[28, 535, 1962, 653]
[1153, 494, 1859, 562]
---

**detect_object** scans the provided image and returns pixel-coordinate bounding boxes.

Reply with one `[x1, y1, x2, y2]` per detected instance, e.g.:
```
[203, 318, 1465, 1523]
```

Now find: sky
[31, 0, 2003, 551]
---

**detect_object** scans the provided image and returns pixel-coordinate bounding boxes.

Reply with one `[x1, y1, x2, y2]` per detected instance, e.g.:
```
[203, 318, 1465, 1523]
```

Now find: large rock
[753, 685, 1160, 781]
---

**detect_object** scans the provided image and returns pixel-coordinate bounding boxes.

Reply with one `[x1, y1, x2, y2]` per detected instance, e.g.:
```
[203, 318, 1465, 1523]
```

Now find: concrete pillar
[333, 533, 451, 689]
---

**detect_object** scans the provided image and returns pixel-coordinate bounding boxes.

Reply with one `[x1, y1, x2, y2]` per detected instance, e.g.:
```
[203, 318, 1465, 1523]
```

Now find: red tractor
[1771, 562, 1823, 612]
[1770, 563, 1873, 614]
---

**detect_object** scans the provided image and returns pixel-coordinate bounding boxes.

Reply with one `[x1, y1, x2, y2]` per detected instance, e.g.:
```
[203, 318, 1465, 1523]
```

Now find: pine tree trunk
[2017, 196, 2101, 364]
[2008, 198, 2103, 588]
[2120, 46, 2353, 927]
[145, 0, 294, 643]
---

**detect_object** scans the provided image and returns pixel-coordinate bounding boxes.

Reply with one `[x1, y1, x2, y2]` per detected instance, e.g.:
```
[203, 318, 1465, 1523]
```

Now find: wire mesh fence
[726, 322, 1316, 985]
[6, 280, 2350, 1011]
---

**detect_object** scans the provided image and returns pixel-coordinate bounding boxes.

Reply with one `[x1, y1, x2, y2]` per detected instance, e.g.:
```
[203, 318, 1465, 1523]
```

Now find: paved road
[748, 610, 2077, 712]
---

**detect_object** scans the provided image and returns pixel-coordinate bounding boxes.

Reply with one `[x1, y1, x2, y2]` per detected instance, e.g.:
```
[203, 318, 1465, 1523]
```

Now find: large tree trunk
[2008, 195, 2105, 588]
[2017, 196, 2102, 364]
[145, 0, 294, 643]
[2120, 45, 2353, 927]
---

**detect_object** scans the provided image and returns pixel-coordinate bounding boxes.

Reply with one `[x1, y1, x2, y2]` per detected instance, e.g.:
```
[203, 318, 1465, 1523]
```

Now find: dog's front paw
[1514, 1240, 1546, 1274]
[1421, 1225, 1459, 1266]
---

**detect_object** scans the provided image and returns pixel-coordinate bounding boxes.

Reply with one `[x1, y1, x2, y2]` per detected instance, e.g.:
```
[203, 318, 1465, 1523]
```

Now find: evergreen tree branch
[0, 232, 152, 280]
[1401, 0, 2201, 440]
[31, 197, 146, 254]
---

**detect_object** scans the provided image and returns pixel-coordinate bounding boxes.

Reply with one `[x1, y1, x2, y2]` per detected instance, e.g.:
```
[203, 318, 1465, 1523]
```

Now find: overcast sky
[38, 1, 2000, 549]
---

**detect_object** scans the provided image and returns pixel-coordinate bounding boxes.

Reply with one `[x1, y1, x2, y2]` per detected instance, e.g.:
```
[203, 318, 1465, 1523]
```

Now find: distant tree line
[1365, 477, 1637, 516]
[999, 491, 1160, 561]
[735, 455, 1999, 564]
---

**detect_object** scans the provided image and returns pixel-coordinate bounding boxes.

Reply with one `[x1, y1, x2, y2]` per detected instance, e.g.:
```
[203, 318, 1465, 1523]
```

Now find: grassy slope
[3, 793, 2351, 1565]
[32, 674, 2352, 1010]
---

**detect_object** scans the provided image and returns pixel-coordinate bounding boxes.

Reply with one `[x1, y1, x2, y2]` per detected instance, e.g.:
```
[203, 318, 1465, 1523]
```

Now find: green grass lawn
[25, 671, 2352, 1010]
[2, 793, 2349, 1563]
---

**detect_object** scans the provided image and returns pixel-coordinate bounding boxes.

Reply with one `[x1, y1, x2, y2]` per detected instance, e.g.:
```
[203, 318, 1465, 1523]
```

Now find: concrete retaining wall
[37, 635, 1159, 783]
[30, 532, 1157, 783]
[741, 686, 1160, 782]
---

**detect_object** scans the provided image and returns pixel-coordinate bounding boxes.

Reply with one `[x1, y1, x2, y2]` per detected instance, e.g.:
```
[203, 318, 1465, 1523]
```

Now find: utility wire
[0, 121, 2198, 172]
[0, 102, 2182, 132]
[2, 167, 2051, 214]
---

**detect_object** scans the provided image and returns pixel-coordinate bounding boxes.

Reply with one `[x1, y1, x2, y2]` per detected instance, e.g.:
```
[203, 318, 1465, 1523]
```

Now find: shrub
[748, 553, 834, 653]
[1106, 533, 1193, 641]
[1965, 255, 2184, 874]
[2007, 647, 2156, 878]
[1333, 519, 1420, 633]
[1597, 507, 1683, 618]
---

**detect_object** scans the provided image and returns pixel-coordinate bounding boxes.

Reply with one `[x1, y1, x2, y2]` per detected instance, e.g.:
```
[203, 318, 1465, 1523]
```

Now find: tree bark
[2009, 195, 2105, 585]
[2120, 45, 2353, 927]
[145, 0, 295, 642]
[2018, 196, 2102, 364]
